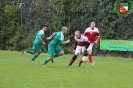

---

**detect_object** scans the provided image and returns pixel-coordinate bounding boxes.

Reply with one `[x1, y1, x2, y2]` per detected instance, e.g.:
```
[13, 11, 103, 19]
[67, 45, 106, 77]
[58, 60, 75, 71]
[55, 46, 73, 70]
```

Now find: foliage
[0, 0, 133, 56]
[0, 4, 20, 50]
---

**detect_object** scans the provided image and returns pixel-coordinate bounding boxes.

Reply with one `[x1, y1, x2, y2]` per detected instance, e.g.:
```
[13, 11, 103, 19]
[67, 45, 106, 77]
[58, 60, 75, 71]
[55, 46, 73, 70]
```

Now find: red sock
[69, 59, 74, 66]
[79, 59, 82, 64]
[88, 54, 92, 63]
[79, 56, 83, 64]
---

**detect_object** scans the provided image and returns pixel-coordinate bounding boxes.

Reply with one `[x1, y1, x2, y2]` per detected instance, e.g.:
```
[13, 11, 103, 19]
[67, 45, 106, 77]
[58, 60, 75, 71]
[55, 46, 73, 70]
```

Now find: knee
[75, 53, 79, 56]
[37, 52, 41, 55]
[33, 51, 36, 54]
[60, 52, 64, 55]
[49, 56, 53, 60]
[88, 50, 92, 55]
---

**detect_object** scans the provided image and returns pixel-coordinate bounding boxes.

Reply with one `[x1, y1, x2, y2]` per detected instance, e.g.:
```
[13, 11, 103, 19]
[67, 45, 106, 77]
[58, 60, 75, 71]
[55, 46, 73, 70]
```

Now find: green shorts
[32, 42, 42, 52]
[47, 45, 63, 57]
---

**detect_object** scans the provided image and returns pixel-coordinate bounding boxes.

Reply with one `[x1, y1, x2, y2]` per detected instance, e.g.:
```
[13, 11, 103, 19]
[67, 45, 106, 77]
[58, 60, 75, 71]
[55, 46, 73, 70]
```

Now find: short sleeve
[96, 28, 100, 36]
[60, 32, 64, 43]
[84, 28, 90, 33]
[38, 30, 44, 37]
[84, 28, 89, 36]
[54, 32, 57, 35]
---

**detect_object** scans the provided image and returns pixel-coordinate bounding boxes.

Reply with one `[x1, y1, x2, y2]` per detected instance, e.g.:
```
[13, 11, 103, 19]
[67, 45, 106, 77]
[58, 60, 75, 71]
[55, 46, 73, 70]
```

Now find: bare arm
[62, 39, 70, 44]
[38, 37, 46, 45]
[95, 29, 100, 43]
[95, 36, 100, 43]
[46, 33, 55, 40]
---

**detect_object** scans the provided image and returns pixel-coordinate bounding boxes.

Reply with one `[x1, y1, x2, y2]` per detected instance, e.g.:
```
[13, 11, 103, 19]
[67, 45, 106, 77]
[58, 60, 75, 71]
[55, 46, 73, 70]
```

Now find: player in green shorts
[22, 25, 48, 61]
[42, 26, 70, 67]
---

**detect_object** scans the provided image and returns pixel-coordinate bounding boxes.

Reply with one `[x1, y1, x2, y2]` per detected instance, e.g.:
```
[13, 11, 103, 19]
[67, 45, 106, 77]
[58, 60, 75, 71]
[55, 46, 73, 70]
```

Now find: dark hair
[41, 24, 48, 28]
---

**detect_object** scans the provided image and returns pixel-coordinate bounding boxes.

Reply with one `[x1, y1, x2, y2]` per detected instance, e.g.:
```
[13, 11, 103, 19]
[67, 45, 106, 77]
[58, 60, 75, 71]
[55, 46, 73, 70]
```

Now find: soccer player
[68, 30, 90, 66]
[84, 22, 100, 65]
[42, 26, 70, 67]
[22, 25, 48, 61]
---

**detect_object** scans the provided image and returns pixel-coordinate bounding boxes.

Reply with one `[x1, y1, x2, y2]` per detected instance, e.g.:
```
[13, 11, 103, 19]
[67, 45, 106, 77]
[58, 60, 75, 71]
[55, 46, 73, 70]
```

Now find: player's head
[90, 22, 95, 29]
[75, 30, 81, 39]
[41, 25, 48, 31]
[61, 26, 68, 34]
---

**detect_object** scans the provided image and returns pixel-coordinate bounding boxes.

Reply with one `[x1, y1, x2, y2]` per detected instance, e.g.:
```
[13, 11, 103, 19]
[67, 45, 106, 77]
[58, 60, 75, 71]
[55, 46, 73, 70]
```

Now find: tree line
[0, 0, 133, 57]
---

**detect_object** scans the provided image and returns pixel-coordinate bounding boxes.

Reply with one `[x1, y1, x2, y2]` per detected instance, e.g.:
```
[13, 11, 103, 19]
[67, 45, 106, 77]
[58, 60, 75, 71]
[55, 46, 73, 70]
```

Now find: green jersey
[49, 31, 64, 47]
[34, 30, 45, 44]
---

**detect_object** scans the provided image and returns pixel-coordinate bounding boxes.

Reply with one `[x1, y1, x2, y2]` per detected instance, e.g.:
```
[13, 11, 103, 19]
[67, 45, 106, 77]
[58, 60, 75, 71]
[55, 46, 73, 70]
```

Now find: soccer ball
[82, 56, 88, 63]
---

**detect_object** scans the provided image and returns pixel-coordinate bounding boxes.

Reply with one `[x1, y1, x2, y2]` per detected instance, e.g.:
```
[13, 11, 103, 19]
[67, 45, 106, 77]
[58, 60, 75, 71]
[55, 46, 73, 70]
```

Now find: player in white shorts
[68, 31, 90, 66]
[84, 22, 100, 65]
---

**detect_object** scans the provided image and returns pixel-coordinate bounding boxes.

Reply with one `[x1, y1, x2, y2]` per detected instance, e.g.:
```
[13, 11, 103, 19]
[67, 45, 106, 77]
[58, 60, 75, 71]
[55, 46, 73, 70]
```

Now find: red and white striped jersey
[84, 27, 100, 43]
[74, 35, 89, 46]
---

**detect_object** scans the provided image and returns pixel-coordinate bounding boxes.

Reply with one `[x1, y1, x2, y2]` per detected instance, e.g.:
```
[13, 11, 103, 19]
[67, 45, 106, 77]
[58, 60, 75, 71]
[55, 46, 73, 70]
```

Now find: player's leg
[78, 48, 88, 67]
[22, 49, 35, 55]
[31, 52, 41, 61]
[31, 44, 42, 61]
[26, 50, 36, 54]
[51, 46, 64, 63]
[68, 46, 81, 66]
[54, 46, 64, 58]
[68, 54, 78, 66]
[22, 42, 36, 55]
[87, 43, 95, 65]
[42, 45, 55, 66]
[42, 56, 54, 67]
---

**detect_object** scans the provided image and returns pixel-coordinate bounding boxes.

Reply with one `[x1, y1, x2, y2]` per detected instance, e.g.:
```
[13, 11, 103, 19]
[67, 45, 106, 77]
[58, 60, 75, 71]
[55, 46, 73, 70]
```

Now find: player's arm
[95, 32, 100, 43]
[83, 36, 90, 50]
[73, 41, 78, 50]
[61, 39, 70, 44]
[59, 33, 70, 44]
[38, 34, 46, 45]
[84, 28, 89, 36]
[96, 36, 100, 42]
[85, 42, 90, 49]
[46, 32, 55, 40]
[39, 37, 46, 44]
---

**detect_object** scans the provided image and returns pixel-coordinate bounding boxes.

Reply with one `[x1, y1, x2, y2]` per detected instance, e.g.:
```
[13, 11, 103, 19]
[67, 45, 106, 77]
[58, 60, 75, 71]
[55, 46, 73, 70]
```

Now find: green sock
[43, 58, 50, 64]
[27, 50, 34, 54]
[54, 53, 60, 58]
[31, 54, 39, 61]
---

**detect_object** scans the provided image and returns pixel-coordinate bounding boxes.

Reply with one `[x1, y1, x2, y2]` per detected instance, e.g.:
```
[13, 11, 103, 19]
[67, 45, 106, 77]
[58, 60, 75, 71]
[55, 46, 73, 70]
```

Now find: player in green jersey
[22, 25, 48, 61]
[42, 26, 70, 67]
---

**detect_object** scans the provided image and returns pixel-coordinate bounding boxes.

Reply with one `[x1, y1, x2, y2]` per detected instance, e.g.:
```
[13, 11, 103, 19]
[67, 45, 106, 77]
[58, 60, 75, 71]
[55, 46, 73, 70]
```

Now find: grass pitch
[0, 50, 133, 88]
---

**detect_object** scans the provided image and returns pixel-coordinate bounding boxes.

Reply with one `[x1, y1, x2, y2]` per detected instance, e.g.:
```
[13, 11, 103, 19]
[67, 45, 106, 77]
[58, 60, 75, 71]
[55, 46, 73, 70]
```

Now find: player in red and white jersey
[68, 31, 90, 66]
[84, 22, 100, 65]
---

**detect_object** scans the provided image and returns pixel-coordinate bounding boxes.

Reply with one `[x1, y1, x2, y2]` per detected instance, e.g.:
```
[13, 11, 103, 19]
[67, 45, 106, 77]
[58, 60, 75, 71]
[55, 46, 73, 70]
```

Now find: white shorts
[87, 43, 94, 51]
[75, 46, 85, 55]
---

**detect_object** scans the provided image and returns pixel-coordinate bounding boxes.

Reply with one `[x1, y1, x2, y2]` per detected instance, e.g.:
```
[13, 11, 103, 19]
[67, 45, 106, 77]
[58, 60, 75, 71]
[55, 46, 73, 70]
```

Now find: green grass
[0, 50, 133, 88]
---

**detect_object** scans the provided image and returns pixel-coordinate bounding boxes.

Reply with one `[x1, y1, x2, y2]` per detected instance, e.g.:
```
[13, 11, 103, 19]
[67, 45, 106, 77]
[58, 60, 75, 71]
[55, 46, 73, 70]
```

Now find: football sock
[69, 55, 77, 66]
[27, 50, 34, 54]
[69, 59, 74, 66]
[31, 53, 39, 61]
[79, 56, 83, 64]
[88, 54, 92, 63]
[79, 59, 82, 64]
[43, 58, 50, 64]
